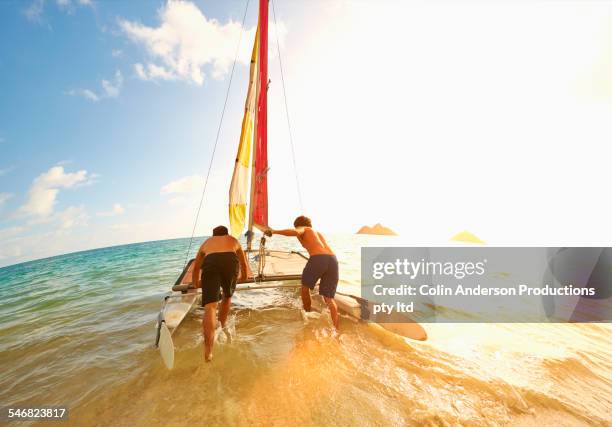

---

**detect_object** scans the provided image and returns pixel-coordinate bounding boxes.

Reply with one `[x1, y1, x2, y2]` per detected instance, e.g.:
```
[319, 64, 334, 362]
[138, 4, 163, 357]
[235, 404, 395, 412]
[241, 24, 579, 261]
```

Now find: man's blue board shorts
[302, 254, 339, 298]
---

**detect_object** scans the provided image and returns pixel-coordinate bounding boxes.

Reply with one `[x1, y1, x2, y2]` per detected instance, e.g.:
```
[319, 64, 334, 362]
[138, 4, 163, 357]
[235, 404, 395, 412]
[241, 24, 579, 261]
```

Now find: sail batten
[229, 25, 260, 237]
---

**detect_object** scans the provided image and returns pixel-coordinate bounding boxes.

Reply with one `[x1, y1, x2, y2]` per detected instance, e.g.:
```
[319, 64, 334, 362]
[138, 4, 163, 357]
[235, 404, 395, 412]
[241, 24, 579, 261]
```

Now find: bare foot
[205, 352, 213, 362]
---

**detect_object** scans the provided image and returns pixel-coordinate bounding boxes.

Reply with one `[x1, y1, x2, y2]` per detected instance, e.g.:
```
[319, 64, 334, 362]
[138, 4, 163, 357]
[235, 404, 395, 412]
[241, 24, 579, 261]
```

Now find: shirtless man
[192, 225, 251, 361]
[265, 216, 339, 329]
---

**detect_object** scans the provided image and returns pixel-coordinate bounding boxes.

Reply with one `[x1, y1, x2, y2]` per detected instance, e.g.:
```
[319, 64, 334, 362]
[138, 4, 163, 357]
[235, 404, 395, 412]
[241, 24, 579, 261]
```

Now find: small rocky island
[356, 223, 397, 236]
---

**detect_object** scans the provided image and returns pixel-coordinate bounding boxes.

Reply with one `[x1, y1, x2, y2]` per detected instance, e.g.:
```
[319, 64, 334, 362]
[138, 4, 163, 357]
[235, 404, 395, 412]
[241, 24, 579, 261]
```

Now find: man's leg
[218, 297, 231, 328]
[301, 285, 312, 312]
[324, 297, 339, 330]
[203, 301, 217, 361]
[322, 256, 340, 330]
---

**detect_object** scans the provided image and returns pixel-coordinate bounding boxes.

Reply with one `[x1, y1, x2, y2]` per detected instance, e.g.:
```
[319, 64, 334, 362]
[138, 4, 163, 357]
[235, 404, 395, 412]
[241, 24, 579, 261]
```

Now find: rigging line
[182, 0, 251, 268]
[271, 0, 304, 213]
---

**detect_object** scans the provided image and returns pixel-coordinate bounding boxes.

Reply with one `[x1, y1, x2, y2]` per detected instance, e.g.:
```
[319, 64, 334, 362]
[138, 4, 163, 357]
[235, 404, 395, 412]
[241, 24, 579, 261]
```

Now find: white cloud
[0, 226, 26, 240]
[134, 62, 176, 82]
[57, 205, 88, 229]
[0, 167, 12, 177]
[67, 88, 99, 102]
[101, 70, 123, 98]
[55, 0, 93, 8]
[24, 0, 45, 23]
[20, 166, 89, 218]
[134, 63, 147, 80]
[161, 175, 203, 195]
[97, 203, 125, 217]
[56, 0, 92, 7]
[119, 1, 264, 85]
[111, 49, 123, 58]
[67, 70, 122, 102]
[0, 193, 12, 208]
[0, 227, 86, 267]
[24, 0, 92, 23]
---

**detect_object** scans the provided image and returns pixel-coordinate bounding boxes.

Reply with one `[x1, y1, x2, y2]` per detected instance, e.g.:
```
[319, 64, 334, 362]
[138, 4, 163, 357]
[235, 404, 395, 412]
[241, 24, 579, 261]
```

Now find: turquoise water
[0, 236, 611, 426]
[0, 238, 204, 410]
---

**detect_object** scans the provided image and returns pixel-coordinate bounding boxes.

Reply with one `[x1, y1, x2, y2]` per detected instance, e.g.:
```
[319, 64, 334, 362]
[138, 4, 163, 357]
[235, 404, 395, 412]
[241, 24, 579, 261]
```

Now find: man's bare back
[296, 227, 334, 256]
[200, 235, 241, 256]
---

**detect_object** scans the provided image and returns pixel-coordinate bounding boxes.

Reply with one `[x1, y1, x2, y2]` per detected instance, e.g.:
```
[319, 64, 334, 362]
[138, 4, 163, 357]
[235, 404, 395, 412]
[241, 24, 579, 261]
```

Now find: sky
[1, 0, 612, 267]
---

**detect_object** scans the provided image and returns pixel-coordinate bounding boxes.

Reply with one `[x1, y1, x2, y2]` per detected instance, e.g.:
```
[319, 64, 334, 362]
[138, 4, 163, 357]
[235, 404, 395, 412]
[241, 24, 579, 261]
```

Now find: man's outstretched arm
[268, 228, 300, 237]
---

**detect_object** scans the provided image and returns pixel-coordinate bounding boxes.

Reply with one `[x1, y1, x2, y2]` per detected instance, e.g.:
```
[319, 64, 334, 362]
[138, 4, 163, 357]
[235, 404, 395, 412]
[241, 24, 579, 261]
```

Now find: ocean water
[0, 235, 610, 426]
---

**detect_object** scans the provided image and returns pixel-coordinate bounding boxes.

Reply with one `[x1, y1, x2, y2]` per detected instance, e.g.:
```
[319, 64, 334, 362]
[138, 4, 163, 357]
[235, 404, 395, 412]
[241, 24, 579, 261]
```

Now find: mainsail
[230, 0, 269, 241]
[252, 0, 269, 230]
[229, 25, 260, 237]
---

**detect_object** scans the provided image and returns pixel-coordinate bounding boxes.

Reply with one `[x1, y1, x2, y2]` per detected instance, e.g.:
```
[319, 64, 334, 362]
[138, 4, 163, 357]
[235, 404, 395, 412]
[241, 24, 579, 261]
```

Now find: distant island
[356, 223, 397, 236]
[450, 230, 485, 244]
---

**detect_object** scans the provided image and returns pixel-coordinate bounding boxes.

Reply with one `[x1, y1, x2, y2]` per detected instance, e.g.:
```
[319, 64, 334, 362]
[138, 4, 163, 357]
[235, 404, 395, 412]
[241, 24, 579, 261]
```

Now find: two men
[193, 216, 339, 361]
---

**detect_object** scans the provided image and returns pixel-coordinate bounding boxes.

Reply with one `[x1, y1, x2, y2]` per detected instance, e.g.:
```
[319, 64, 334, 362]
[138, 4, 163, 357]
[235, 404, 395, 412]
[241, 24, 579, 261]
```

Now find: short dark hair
[293, 216, 312, 228]
[212, 225, 229, 236]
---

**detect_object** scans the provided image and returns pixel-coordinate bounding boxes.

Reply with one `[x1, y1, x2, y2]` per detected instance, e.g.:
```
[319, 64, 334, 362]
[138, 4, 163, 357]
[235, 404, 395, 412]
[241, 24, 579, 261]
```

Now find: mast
[247, 0, 269, 250]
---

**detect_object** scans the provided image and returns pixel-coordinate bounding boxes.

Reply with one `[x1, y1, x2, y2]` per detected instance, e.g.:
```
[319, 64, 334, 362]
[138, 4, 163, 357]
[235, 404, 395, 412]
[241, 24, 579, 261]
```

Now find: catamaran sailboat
[155, 0, 426, 370]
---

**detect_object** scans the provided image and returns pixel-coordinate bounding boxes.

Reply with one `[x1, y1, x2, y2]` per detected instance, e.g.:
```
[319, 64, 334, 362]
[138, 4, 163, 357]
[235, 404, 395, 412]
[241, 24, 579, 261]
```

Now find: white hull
[164, 291, 200, 331]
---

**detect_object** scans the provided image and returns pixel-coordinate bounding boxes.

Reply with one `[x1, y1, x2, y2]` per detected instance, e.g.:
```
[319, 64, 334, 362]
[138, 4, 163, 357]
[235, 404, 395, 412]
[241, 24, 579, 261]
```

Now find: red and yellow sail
[229, 0, 269, 239]
[229, 25, 259, 237]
